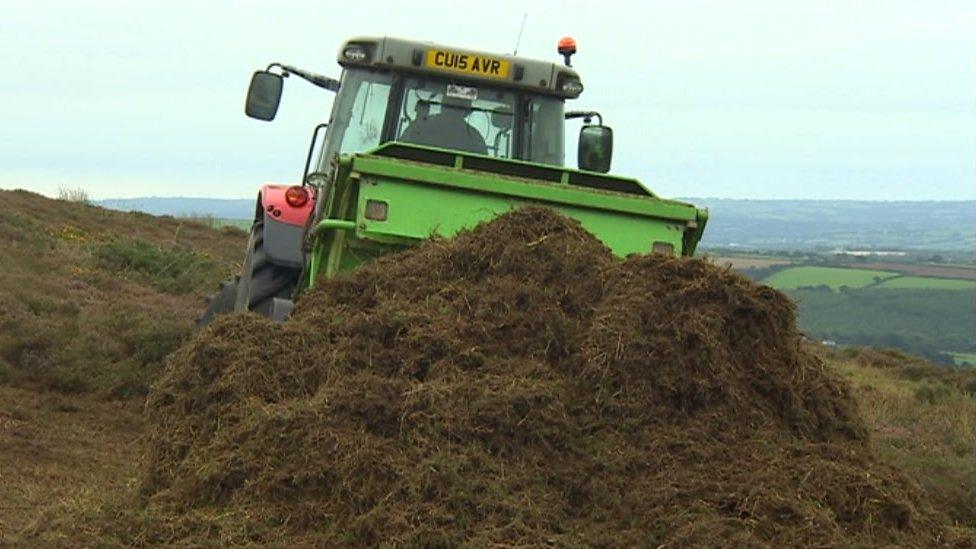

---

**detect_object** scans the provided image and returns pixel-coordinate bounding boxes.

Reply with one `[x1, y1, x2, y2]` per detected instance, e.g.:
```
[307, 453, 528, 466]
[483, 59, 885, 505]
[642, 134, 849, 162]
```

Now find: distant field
[858, 262, 976, 281]
[786, 287, 975, 361]
[949, 352, 976, 366]
[763, 266, 898, 290]
[876, 276, 975, 290]
[710, 256, 792, 270]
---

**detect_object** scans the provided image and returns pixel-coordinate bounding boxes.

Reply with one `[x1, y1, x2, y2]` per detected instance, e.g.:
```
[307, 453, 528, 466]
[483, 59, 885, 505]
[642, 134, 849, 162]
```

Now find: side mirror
[578, 125, 613, 173]
[245, 71, 283, 121]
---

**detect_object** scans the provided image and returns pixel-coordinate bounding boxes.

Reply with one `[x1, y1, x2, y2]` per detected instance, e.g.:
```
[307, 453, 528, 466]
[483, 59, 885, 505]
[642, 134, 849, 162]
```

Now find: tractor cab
[245, 37, 610, 176]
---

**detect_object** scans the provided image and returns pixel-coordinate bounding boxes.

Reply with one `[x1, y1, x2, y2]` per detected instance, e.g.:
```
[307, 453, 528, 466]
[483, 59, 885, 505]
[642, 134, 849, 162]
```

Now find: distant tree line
[786, 287, 976, 365]
[739, 264, 788, 282]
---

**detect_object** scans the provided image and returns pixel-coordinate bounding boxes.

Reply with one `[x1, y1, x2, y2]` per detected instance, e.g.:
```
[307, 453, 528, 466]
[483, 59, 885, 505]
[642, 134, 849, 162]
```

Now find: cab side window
[338, 80, 392, 154]
[523, 97, 565, 166]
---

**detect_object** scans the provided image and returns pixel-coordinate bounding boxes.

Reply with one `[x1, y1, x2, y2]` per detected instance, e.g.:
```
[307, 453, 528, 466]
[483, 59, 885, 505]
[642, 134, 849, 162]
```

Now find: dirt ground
[0, 386, 142, 543]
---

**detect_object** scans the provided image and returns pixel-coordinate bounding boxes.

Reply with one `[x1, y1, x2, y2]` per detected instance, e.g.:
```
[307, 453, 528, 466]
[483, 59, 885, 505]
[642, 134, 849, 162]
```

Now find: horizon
[67, 192, 976, 253]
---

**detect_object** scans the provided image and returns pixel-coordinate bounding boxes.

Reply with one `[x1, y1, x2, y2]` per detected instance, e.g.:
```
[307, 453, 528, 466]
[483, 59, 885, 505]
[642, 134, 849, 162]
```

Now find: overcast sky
[1, 0, 973, 200]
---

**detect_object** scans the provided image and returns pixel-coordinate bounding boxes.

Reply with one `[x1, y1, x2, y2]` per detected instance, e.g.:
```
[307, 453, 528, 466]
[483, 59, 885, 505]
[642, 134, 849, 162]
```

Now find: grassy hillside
[0, 190, 245, 397]
[825, 348, 976, 527]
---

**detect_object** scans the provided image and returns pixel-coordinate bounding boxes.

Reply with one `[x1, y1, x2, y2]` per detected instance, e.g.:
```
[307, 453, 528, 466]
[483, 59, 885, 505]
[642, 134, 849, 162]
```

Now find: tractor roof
[336, 36, 584, 99]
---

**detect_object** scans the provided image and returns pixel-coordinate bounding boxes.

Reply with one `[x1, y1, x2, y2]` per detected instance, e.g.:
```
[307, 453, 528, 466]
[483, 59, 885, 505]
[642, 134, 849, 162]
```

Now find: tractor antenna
[513, 13, 527, 55]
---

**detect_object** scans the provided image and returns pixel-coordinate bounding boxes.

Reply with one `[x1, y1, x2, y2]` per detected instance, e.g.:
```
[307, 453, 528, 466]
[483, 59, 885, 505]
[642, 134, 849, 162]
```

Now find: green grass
[877, 276, 975, 290]
[786, 287, 974, 361]
[762, 266, 899, 290]
[949, 352, 976, 366]
[93, 239, 225, 294]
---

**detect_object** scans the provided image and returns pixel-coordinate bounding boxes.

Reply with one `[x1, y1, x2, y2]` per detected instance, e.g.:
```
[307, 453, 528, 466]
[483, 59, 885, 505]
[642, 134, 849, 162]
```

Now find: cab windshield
[395, 78, 516, 158]
[319, 69, 565, 169]
[319, 69, 393, 163]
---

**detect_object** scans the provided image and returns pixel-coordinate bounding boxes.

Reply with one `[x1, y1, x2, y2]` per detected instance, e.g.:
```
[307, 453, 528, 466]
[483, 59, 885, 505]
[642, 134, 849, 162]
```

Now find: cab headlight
[561, 79, 583, 95]
[343, 45, 369, 62]
[556, 73, 584, 97]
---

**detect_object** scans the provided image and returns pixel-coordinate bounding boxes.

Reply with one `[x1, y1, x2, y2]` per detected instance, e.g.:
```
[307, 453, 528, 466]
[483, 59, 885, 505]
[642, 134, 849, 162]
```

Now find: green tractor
[200, 36, 708, 323]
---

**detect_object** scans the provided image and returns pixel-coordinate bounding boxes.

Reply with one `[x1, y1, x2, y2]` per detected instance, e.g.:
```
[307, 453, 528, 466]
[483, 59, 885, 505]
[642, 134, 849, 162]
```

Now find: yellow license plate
[426, 49, 510, 79]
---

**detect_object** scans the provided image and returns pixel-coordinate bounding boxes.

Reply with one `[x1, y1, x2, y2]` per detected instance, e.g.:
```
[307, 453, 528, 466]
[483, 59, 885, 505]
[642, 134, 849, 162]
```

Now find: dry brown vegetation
[1, 195, 973, 546]
[827, 347, 976, 527]
[0, 189, 245, 397]
[0, 385, 142, 540]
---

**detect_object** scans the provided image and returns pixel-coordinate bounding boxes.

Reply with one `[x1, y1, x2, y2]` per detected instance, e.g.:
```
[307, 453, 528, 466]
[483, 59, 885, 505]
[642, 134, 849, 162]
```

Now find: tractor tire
[234, 218, 300, 318]
[197, 275, 240, 326]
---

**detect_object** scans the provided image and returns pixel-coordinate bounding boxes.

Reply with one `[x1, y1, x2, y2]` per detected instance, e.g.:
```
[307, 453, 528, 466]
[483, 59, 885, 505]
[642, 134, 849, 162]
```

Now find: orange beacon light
[557, 37, 577, 67]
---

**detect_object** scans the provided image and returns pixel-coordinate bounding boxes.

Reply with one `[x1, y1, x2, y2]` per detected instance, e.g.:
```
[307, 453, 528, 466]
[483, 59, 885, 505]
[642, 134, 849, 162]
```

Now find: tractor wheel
[197, 275, 240, 326]
[234, 218, 300, 318]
